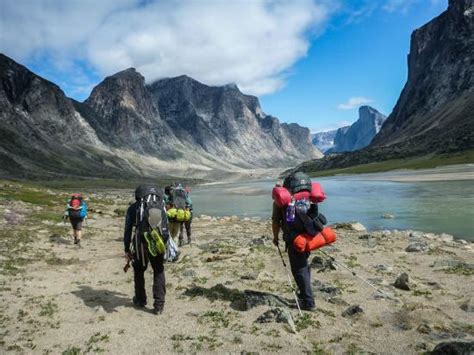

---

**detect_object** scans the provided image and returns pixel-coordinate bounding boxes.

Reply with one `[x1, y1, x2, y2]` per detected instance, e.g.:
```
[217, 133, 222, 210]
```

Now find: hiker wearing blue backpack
[64, 193, 88, 246]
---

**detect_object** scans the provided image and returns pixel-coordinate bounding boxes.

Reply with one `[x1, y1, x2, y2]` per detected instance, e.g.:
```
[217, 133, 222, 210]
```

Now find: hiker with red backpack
[272, 172, 336, 311]
[64, 193, 88, 245]
[123, 185, 170, 314]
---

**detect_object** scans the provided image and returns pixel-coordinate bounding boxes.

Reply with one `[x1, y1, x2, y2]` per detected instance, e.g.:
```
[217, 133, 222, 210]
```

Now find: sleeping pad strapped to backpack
[133, 185, 168, 259]
[272, 172, 336, 253]
[68, 194, 87, 219]
[167, 187, 191, 222]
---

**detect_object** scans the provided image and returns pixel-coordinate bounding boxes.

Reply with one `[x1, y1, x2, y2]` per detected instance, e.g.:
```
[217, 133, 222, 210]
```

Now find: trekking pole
[317, 249, 394, 299]
[277, 244, 303, 317]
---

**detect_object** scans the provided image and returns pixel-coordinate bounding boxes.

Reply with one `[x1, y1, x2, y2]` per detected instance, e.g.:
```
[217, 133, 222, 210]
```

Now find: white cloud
[337, 97, 373, 110]
[0, 0, 335, 96]
[382, 0, 417, 13]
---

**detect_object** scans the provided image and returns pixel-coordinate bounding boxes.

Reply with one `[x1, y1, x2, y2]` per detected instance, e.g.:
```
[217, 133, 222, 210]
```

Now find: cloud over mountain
[0, 0, 333, 96]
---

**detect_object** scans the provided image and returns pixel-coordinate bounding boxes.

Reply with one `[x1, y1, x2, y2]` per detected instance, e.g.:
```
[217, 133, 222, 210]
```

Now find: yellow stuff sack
[176, 208, 185, 222]
[167, 208, 177, 220]
[184, 210, 191, 222]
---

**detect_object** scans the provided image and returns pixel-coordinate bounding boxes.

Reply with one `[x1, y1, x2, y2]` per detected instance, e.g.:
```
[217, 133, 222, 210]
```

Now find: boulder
[311, 256, 336, 272]
[341, 305, 363, 317]
[439, 234, 454, 243]
[430, 341, 474, 355]
[393, 273, 410, 291]
[333, 222, 366, 232]
[406, 242, 428, 252]
[382, 213, 395, 219]
[255, 307, 297, 333]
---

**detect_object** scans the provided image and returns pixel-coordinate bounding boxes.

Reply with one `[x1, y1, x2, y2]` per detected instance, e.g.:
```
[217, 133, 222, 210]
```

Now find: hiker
[272, 172, 331, 311]
[166, 183, 192, 247]
[64, 193, 87, 245]
[124, 185, 170, 314]
[179, 186, 193, 244]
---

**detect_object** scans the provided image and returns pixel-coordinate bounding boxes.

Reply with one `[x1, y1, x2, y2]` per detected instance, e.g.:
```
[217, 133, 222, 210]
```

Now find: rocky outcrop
[328, 106, 386, 153]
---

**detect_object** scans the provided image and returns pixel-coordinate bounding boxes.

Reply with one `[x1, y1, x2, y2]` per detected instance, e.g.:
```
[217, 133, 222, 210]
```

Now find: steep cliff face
[311, 129, 339, 153]
[372, 0, 474, 151]
[82, 69, 180, 158]
[0, 53, 123, 177]
[148, 76, 321, 166]
[329, 106, 386, 153]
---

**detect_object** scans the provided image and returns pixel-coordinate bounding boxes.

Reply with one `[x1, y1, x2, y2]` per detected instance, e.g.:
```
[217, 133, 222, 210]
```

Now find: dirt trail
[0, 185, 473, 354]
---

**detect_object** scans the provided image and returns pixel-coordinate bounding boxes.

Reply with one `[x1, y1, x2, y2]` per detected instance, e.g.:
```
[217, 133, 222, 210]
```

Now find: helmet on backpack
[283, 172, 312, 194]
[135, 185, 161, 200]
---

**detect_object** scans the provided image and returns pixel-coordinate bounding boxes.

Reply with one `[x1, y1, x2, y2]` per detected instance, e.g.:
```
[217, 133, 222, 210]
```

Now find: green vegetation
[62, 346, 82, 355]
[443, 264, 474, 276]
[306, 150, 474, 177]
[295, 313, 320, 331]
[198, 310, 230, 328]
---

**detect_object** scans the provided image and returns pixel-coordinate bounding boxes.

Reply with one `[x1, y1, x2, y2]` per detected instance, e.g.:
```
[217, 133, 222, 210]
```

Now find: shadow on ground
[71, 285, 133, 313]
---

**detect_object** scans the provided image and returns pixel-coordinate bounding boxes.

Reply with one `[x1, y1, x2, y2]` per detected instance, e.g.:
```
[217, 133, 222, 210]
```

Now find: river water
[191, 174, 474, 240]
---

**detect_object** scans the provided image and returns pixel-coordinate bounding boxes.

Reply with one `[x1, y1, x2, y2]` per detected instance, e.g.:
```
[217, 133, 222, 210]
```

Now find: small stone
[183, 270, 197, 278]
[393, 273, 410, 291]
[255, 307, 297, 333]
[342, 305, 363, 317]
[439, 234, 454, 243]
[241, 272, 259, 280]
[460, 301, 474, 313]
[406, 242, 427, 252]
[230, 215, 240, 221]
[248, 238, 265, 247]
[417, 322, 431, 334]
[409, 231, 425, 239]
[430, 341, 474, 355]
[333, 222, 366, 231]
[382, 213, 395, 219]
[94, 306, 106, 314]
[457, 239, 468, 245]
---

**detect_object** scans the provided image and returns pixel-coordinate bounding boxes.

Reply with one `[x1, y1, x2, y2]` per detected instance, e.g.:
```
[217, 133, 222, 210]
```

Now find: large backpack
[133, 186, 168, 258]
[279, 173, 327, 240]
[167, 186, 191, 222]
[68, 194, 87, 219]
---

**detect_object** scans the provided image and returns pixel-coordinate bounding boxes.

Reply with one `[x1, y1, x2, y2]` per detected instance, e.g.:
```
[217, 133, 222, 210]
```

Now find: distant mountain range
[0, 55, 322, 179]
[297, 0, 474, 172]
[312, 106, 386, 154]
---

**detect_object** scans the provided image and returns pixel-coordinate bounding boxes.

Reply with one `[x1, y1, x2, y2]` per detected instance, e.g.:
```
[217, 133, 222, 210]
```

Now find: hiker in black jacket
[124, 185, 170, 314]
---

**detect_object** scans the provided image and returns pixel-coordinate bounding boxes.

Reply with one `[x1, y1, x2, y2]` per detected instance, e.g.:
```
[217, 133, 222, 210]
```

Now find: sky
[0, 0, 448, 132]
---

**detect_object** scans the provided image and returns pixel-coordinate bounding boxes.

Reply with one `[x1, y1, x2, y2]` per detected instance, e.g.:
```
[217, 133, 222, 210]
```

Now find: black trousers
[132, 252, 166, 309]
[287, 246, 315, 308]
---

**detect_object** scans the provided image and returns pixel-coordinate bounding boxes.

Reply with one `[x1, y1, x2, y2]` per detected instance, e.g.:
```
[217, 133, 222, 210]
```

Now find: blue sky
[0, 0, 448, 132]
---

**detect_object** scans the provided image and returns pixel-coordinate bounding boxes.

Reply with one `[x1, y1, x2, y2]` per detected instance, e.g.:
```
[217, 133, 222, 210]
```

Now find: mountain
[311, 129, 340, 153]
[293, 0, 474, 173]
[327, 106, 386, 153]
[0, 54, 321, 179]
[372, 0, 474, 151]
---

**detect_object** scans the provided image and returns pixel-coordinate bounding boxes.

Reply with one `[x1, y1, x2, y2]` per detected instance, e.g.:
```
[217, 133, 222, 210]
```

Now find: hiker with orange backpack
[272, 172, 336, 311]
[64, 193, 88, 246]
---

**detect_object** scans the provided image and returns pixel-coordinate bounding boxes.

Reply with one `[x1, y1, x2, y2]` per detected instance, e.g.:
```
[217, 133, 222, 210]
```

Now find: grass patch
[62, 346, 82, 355]
[39, 300, 58, 317]
[307, 150, 474, 177]
[308, 342, 329, 355]
[442, 264, 474, 276]
[198, 310, 230, 328]
[295, 313, 320, 332]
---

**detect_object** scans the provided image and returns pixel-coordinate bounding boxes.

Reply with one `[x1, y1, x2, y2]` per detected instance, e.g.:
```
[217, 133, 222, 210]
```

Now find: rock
[94, 306, 106, 314]
[406, 242, 428, 252]
[417, 322, 432, 334]
[460, 301, 474, 313]
[256, 307, 297, 334]
[327, 297, 349, 306]
[244, 290, 290, 310]
[382, 213, 395, 219]
[311, 256, 336, 272]
[333, 222, 366, 232]
[439, 234, 454, 243]
[409, 231, 425, 239]
[313, 280, 341, 298]
[248, 237, 265, 247]
[240, 272, 259, 280]
[393, 273, 410, 291]
[230, 215, 240, 222]
[430, 341, 474, 355]
[457, 239, 468, 245]
[182, 270, 197, 278]
[200, 215, 212, 221]
[341, 305, 363, 317]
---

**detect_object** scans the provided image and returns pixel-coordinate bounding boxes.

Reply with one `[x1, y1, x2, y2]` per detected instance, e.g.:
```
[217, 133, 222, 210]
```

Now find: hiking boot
[153, 307, 163, 315]
[178, 238, 184, 247]
[186, 238, 191, 245]
[133, 296, 146, 308]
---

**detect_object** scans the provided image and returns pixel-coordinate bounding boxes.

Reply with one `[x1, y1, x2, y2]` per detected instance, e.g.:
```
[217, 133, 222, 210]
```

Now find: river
[190, 172, 474, 240]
